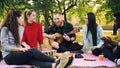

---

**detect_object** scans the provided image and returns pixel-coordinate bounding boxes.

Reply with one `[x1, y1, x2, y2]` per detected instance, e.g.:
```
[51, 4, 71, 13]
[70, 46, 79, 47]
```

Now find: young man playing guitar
[44, 11, 83, 53]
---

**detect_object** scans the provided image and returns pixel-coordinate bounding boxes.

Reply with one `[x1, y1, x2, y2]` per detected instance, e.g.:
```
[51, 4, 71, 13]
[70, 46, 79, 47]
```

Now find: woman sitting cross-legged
[82, 12, 104, 54]
[1, 9, 73, 68]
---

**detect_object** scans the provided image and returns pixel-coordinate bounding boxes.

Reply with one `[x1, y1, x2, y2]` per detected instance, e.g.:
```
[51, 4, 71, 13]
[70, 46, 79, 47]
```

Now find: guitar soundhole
[54, 37, 60, 41]
[54, 38, 57, 41]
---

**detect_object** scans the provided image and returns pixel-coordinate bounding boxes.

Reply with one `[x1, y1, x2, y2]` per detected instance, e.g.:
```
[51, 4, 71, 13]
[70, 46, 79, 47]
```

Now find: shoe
[116, 59, 120, 65]
[56, 52, 69, 68]
[55, 59, 60, 68]
[55, 52, 73, 68]
[64, 56, 73, 68]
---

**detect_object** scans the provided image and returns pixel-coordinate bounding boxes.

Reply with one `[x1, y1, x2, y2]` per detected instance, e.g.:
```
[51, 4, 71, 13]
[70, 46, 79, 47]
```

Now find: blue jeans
[4, 48, 55, 68]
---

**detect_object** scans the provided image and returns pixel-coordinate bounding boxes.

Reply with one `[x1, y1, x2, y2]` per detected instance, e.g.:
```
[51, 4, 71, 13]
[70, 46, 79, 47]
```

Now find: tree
[32, 0, 56, 28]
[0, 0, 32, 21]
[104, 0, 120, 23]
[56, 0, 78, 21]
[67, 0, 93, 25]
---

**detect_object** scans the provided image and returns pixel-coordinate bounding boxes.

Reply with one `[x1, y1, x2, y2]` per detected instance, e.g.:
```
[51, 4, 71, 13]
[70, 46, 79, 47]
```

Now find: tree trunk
[63, 10, 67, 21]
[44, 6, 50, 28]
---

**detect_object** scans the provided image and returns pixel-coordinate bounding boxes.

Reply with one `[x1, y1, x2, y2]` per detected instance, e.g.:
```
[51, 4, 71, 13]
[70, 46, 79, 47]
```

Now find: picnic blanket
[0, 60, 31, 68]
[0, 49, 56, 68]
[71, 53, 117, 67]
[0, 53, 117, 68]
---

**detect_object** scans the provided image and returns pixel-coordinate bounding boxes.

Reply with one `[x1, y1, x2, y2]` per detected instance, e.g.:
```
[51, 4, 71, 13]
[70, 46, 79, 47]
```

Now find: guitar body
[48, 27, 81, 46]
[49, 33, 63, 45]
[43, 37, 52, 48]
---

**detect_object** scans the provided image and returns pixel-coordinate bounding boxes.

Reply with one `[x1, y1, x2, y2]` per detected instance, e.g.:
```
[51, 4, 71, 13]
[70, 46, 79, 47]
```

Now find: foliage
[32, 0, 56, 28]
[67, 0, 93, 25]
[0, 0, 31, 21]
[55, 0, 78, 21]
[104, 0, 120, 23]
[0, 0, 120, 26]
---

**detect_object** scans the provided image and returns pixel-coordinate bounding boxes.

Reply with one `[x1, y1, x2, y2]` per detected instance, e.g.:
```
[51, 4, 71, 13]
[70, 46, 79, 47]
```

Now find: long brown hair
[2, 9, 22, 45]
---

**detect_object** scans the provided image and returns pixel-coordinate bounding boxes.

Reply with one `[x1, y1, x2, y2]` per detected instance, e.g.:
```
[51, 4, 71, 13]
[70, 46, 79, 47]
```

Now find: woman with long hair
[82, 12, 104, 55]
[1, 9, 73, 68]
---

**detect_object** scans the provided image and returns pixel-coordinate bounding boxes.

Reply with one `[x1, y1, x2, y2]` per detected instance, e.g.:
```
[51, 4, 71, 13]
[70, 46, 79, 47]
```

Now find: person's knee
[92, 48, 102, 56]
[74, 42, 83, 49]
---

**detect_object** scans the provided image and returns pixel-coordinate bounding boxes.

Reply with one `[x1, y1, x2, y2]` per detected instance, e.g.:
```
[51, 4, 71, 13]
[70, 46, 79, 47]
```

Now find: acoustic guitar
[49, 27, 81, 45]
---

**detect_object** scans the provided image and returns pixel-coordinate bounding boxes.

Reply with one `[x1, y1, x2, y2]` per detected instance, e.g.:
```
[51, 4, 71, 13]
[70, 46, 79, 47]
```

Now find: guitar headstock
[70, 27, 81, 34]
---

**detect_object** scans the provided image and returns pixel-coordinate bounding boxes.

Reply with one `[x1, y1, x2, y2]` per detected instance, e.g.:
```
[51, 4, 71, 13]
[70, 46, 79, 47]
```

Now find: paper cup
[98, 55, 104, 61]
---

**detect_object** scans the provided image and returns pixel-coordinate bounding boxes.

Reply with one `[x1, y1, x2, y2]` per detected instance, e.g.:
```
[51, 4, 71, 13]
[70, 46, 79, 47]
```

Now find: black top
[45, 21, 76, 47]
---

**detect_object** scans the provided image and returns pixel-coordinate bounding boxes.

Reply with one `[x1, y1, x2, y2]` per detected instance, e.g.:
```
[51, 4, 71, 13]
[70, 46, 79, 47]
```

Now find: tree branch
[64, 0, 77, 12]
[65, 3, 77, 12]
[56, 0, 62, 12]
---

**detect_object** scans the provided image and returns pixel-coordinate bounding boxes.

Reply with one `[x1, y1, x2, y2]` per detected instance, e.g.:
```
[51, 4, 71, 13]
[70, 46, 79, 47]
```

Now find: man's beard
[57, 22, 62, 27]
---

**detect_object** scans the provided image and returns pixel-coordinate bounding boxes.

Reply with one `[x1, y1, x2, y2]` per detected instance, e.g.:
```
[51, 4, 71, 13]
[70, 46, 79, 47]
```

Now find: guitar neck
[55, 28, 80, 41]
[55, 32, 73, 40]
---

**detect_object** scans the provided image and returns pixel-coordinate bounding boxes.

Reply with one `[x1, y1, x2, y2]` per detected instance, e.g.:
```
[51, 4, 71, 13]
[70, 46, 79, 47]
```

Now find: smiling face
[17, 15, 24, 25]
[27, 11, 37, 23]
[53, 13, 63, 27]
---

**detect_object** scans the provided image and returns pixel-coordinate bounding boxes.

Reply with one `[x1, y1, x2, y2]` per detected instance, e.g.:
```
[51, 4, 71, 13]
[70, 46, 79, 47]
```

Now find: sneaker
[116, 59, 120, 65]
[64, 56, 73, 68]
[56, 52, 73, 68]
[55, 59, 60, 68]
